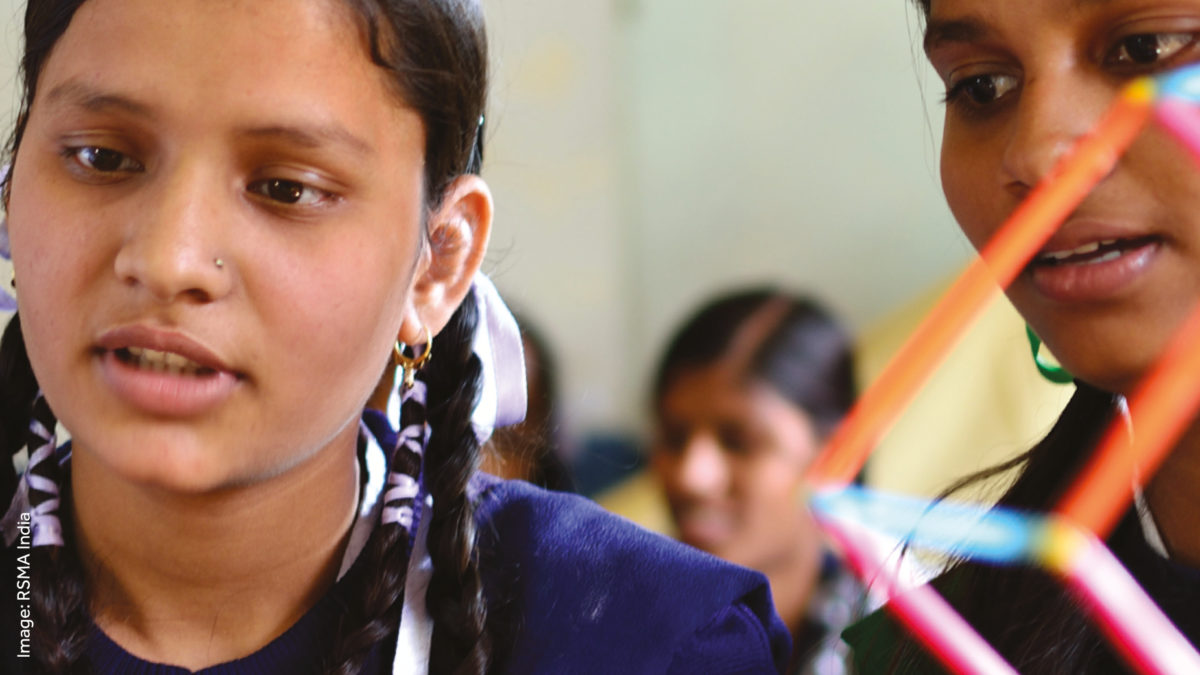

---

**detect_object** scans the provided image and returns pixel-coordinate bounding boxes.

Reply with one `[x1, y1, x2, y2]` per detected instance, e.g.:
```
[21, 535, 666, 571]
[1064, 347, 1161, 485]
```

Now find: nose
[1001, 72, 1111, 196]
[668, 432, 730, 499]
[113, 162, 234, 304]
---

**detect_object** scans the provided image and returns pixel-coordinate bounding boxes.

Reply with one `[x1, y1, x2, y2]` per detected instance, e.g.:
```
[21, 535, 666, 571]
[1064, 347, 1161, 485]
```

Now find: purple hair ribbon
[0, 397, 64, 548]
[380, 380, 429, 531]
[24, 440, 63, 547]
[1, 162, 13, 312]
[1, 216, 14, 312]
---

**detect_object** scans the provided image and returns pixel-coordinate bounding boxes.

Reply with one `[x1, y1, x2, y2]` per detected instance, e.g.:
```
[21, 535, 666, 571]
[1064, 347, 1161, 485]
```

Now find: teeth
[125, 346, 203, 375]
[1088, 250, 1123, 265]
[1041, 239, 1128, 262]
[1045, 242, 1101, 260]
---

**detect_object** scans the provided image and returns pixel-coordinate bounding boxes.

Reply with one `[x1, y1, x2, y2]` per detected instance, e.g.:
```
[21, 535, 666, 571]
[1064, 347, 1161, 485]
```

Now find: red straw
[807, 78, 1155, 486]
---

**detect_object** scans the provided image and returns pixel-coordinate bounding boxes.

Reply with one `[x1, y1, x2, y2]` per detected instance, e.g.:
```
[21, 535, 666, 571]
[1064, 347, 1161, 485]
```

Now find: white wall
[0, 1, 969, 438]
[483, 0, 633, 444]
[488, 0, 969, 434]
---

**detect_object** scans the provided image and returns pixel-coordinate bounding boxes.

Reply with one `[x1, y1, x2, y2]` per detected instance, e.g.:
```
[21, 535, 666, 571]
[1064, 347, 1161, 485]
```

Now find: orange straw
[1056, 300, 1200, 536]
[807, 78, 1156, 486]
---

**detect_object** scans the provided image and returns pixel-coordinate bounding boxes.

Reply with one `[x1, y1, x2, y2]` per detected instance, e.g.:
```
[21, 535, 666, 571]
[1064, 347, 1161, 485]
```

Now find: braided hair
[2, 317, 92, 674]
[326, 295, 491, 674]
[2, 0, 494, 672]
[880, 383, 1122, 673]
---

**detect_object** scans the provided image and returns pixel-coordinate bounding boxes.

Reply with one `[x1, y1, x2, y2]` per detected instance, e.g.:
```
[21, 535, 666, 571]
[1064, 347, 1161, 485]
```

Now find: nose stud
[214, 258, 225, 269]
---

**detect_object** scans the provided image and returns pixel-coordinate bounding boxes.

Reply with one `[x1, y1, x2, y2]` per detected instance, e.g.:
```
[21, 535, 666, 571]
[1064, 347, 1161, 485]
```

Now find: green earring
[1025, 325, 1074, 384]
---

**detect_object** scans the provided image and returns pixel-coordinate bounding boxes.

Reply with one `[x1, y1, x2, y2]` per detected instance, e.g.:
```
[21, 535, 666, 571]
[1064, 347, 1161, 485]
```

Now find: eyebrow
[42, 79, 373, 157]
[43, 80, 154, 118]
[923, 17, 987, 54]
[238, 124, 374, 157]
[924, 0, 1112, 53]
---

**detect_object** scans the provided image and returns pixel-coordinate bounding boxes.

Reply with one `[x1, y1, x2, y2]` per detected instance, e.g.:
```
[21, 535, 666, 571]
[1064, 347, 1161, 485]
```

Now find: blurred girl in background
[651, 288, 862, 674]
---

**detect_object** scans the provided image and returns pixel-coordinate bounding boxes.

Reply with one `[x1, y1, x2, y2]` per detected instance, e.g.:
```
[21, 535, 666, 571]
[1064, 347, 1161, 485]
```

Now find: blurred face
[651, 363, 819, 571]
[7, 0, 430, 492]
[928, 0, 1200, 394]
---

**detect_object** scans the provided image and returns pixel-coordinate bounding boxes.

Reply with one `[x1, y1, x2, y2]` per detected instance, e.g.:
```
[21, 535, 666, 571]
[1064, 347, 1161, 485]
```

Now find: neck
[72, 429, 362, 670]
[760, 512, 824, 640]
[1144, 417, 1200, 567]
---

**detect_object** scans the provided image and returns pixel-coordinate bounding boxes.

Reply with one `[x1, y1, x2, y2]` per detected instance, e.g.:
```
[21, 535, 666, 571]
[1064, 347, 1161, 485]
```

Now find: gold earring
[393, 325, 433, 388]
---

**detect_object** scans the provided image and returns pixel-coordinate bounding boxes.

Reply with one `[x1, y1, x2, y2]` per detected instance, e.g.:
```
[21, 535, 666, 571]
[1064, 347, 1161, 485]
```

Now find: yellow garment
[859, 276, 1073, 500]
[595, 468, 674, 536]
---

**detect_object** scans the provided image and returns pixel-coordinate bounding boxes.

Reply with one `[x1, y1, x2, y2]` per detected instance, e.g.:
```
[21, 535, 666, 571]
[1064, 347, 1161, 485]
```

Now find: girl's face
[7, 0, 452, 492]
[652, 363, 819, 571]
[928, 0, 1200, 394]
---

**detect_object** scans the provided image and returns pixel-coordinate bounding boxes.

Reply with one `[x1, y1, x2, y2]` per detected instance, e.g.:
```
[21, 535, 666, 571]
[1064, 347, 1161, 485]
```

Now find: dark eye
[717, 426, 752, 456]
[248, 178, 332, 207]
[945, 73, 1019, 107]
[1108, 33, 1193, 66]
[69, 146, 141, 173]
[655, 425, 689, 455]
[259, 179, 303, 203]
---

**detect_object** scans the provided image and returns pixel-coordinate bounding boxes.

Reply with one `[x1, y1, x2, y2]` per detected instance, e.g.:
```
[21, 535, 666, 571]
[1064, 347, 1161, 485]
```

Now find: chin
[679, 533, 733, 561]
[79, 435, 244, 495]
[124, 456, 238, 494]
[1026, 311, 1171, 400]
[1061, 352, 1154, 399]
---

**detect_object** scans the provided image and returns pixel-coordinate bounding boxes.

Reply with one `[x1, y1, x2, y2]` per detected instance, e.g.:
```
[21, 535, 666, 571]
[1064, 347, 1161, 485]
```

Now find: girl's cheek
[941, 166, 995, 250]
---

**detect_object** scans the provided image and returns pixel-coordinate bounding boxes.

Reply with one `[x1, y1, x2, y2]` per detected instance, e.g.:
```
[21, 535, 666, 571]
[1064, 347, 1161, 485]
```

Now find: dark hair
[653, 288, 856, 437]
[878, 384, 1122, 673]
[1, 1, 492, 673]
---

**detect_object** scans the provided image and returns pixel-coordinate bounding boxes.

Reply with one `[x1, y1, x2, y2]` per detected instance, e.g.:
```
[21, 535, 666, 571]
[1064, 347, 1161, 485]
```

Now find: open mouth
[1027, 234, 1161, 303]
[114, 346, 219, 376]
[1033, 236, 1160, 267]
[95, 327, 242, 416]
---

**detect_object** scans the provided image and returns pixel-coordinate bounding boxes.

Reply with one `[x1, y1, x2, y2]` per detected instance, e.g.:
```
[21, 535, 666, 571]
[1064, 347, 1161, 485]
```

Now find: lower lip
[97, 351, 240, 417]
[1028, 240, 1160, 303]
[675, 512, 735, 550]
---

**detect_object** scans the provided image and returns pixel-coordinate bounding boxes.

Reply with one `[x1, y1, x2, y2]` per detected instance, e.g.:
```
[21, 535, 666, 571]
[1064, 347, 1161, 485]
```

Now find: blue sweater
[3, 475, 789, 673]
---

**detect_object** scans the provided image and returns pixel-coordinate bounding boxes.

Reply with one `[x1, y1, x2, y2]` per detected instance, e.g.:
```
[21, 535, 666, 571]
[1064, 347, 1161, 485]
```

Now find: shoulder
[470, 474, 790, 674]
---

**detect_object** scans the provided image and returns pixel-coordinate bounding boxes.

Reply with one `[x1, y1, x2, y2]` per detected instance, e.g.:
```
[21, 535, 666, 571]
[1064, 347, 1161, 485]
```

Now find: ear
[397, 175, 492, 344]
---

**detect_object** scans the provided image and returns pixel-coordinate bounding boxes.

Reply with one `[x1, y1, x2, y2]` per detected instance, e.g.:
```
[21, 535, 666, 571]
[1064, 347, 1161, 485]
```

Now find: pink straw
[1155, 97, 1200, 163]
[818, 514, 1017, 675]
[1050, 524, 1200, 674]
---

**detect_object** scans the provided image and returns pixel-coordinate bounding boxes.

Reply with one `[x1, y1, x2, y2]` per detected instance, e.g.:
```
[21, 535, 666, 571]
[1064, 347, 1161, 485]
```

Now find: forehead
[32, 0, 418, 150]
[660, 364, 786, 421]
[54, 0, 367, 78]
[923, 0, 1131, 55]
[929, 0, 1110, 13]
